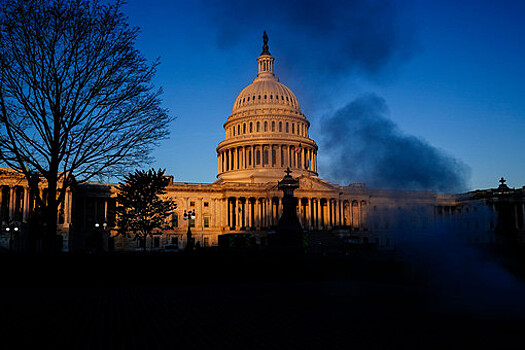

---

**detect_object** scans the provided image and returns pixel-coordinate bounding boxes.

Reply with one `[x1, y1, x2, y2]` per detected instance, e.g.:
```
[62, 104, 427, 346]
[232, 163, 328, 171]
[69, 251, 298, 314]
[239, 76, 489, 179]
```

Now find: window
[204, 202, 209, 207]
[237, 125, 240, 135]
[248, 150, 252, 166]
[243, 124, 246, 133]
[256, 122, 260, 132]
[264, 94, 267, 99]
[249, 122, 253, 133]
[256, 150, 261, 165]
[292, 123, 295, 134]
[190, 201, 195, 207]
[272, 121, 275, 132]
[172, 213, 178, 228]
[279, 122, 282, 132]
[204, 216, 210, 228]
[264, 121, 267, 132]
[263, 149, 268, 165]
[286, 123, 289, 132]
[153, 236, 160, 248]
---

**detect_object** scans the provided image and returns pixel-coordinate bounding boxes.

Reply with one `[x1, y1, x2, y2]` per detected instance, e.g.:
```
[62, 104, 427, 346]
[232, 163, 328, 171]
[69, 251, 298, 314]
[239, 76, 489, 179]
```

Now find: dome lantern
[257, 31, 275, 78]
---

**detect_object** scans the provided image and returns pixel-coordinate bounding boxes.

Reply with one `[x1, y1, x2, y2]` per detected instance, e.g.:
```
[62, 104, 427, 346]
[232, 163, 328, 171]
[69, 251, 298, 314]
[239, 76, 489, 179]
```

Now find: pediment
[297, 175, 339, 192]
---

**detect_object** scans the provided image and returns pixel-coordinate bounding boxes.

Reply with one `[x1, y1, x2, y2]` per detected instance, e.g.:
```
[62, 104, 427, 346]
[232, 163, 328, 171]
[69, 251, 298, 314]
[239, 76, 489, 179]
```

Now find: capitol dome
[232, 70, 301, 113]
[216, 32, 318, 184]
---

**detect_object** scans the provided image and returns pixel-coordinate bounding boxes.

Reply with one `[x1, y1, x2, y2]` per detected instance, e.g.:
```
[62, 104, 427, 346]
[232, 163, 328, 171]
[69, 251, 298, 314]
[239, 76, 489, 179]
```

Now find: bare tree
[0, 0, 171, 250]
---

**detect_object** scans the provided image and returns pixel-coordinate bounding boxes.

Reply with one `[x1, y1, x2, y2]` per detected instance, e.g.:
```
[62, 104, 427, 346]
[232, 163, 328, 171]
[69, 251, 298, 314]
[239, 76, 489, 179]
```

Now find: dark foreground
[1, 248, 525, 349]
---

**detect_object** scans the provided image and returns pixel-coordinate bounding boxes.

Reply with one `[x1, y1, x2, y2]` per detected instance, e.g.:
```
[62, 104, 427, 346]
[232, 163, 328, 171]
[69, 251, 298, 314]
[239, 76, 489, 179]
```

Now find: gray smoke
[321, 94, 470, 192]
[201, 0, 416, 81]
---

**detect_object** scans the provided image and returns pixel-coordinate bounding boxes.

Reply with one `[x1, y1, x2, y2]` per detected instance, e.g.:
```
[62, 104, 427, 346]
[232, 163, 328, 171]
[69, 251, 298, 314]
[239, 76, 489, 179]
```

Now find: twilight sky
[122, 0, 525, 192]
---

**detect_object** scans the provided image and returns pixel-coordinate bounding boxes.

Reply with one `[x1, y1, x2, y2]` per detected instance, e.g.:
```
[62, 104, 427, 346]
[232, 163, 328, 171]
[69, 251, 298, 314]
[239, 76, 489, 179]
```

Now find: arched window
[237, 125, 240, 135]
[256, 122, 260, 132]
[249, 122, 253, 133]
[292, 123, 295, 134]
[279, 121, 282, 132]
[264, 121, 268, 132]
[286, 122, 289, 132]
[271, 121, 275, 132]
[243, 123, 246, 134]
[232, 127, 235, 136]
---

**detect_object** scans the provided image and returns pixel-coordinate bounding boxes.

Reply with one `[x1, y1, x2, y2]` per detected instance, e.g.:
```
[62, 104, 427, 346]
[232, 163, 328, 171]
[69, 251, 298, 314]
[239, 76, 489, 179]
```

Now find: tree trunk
[44, 176, 60, 253]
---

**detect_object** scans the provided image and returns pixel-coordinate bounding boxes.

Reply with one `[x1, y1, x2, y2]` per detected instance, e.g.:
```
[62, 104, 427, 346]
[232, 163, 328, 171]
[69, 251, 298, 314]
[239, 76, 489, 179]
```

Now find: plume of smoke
[321, 94, 470, 192]
[201, 0, 416, 81]
[394, 222, 525, 318]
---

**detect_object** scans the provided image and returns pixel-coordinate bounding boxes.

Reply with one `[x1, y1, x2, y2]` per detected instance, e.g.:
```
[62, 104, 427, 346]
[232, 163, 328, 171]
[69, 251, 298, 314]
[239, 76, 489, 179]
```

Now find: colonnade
[218, 144, 317, 173]
[0, 185, 72, 226]
[223, 196, 367, 231]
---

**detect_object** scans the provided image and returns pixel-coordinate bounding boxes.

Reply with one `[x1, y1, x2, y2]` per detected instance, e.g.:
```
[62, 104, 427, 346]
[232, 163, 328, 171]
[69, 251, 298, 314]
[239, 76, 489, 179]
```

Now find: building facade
[1, 36, 524, 252]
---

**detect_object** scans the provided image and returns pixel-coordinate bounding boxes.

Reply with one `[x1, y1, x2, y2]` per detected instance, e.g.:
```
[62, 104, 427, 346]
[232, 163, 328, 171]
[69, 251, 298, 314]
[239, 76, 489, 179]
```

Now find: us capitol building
[1, 35, 524, 251]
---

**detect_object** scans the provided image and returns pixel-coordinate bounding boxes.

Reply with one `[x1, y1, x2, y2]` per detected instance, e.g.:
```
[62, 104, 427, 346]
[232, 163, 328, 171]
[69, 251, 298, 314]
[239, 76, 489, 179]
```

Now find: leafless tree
[0, 0, 171, 249]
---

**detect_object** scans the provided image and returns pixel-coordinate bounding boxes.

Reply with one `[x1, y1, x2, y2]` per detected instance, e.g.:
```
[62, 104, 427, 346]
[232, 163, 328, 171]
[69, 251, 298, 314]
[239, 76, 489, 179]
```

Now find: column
[298, 199, 302, 227]
[267, 198, 272, 227]
[9, 186, 15, 220]
[254, 198, 259, 229]
[306, 198, 312, 230]
[221, 198, 227, 229]
[22, 187, 29, 222]
[244, 146, 247, 169]
[278, 197, 283, 219]
[314, 198, 319, 230]
[236, 198, 241, 229]
[277, 145, 282, 168]
[234, 148, 238, 170]
[64, 190, 71, 225]
[227, 199, 232, 229]
[337, 200, 342, 227]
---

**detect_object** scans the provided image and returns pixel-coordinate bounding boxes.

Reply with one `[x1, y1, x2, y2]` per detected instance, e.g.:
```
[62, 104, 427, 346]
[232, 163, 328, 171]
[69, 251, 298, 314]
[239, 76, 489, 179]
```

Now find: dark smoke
[201, 0, 417, 81]
[321, 94, 470, 192]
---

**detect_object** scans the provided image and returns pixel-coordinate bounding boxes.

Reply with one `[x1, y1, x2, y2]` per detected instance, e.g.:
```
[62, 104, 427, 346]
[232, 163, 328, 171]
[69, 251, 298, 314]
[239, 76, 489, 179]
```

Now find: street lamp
[5, 226, 19, 251]
[183, 209, 196, 251]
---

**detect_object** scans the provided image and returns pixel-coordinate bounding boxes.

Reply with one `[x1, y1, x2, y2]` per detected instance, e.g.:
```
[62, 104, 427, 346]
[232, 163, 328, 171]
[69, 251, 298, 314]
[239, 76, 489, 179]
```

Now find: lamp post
[183, 209, 195, 251]
[5, 225, 19, 251]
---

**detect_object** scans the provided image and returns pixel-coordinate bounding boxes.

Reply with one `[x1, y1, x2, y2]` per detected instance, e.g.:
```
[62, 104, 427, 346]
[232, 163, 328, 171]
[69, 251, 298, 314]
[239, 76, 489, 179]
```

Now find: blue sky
[122, 0, 525, 192]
